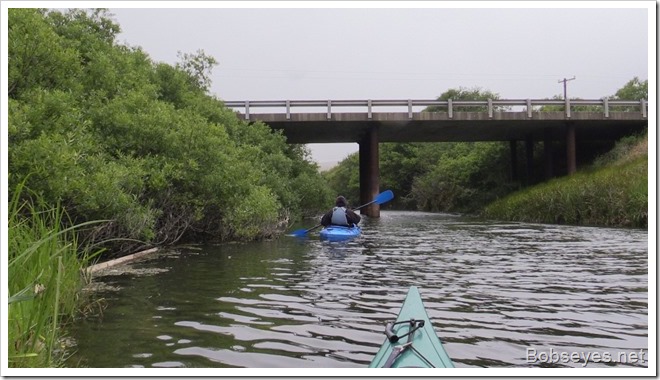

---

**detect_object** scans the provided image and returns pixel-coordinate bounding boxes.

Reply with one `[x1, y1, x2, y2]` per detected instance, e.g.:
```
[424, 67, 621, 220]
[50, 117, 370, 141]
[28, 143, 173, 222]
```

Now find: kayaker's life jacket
[330, 206, 350, 226]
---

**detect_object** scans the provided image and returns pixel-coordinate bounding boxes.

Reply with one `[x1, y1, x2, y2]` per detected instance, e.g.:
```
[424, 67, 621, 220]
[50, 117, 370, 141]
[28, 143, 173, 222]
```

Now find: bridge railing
[223, 99, 648, 120]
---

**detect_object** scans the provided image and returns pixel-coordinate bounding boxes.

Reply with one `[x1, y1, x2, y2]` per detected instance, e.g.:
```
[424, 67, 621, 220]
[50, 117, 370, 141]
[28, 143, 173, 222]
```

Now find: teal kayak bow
[369, 286, 455, 368]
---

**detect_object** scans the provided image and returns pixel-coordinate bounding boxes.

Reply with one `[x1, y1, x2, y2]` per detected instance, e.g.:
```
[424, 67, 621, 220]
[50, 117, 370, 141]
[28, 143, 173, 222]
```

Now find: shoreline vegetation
[8, 180, 102, 367]
[483, 134, 648, 228]
[7, 9, 649, 368]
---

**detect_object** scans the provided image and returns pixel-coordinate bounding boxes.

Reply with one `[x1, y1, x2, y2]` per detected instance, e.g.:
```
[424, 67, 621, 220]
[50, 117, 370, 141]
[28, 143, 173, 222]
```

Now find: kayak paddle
[290, 190, 394, 237]
[352, 190, 394, 211]
[291, 223, 323, 237]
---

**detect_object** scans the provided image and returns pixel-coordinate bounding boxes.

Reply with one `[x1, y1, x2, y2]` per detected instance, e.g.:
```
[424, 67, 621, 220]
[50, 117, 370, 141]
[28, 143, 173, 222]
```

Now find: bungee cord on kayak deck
[381, 319, 437, 368]
[369, 286, 455, 368]
[385, 319, 425, 344]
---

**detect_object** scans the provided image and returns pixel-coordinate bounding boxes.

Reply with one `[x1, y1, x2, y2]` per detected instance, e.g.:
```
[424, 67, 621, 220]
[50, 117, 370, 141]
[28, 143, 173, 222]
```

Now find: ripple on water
[67, 211, 648, 369]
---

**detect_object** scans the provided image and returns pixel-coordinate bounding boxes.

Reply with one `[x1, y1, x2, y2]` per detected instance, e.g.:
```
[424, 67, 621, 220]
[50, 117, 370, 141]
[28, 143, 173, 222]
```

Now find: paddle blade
[352, 190, 395, 211]
[374, 190, 394, 205]
[290, 229, 310, 237]
[289, 224, 322, 237]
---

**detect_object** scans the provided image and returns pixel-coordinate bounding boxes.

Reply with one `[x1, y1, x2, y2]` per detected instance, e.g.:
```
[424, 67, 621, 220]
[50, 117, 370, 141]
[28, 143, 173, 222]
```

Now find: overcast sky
[106, 2, 652, 164]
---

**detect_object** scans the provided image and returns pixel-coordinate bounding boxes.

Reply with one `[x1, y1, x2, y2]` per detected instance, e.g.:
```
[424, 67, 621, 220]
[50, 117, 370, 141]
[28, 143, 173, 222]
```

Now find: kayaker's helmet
[335, 196, 347, 207]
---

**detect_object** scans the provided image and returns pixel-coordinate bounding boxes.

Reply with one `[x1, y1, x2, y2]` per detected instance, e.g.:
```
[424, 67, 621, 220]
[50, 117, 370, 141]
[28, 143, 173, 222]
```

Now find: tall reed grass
[483, 155, 647, 228]
[8, 180, 103, 367]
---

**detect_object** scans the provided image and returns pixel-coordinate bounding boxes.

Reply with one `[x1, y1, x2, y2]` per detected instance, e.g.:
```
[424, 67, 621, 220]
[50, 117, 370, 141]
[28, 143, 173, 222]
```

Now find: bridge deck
[238, 111, 647, 144]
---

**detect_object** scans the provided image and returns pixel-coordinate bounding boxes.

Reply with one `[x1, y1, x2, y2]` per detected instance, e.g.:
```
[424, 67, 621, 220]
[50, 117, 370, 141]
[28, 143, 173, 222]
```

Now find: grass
[8, 179, 103, 367]
[483, 134, 648, 228]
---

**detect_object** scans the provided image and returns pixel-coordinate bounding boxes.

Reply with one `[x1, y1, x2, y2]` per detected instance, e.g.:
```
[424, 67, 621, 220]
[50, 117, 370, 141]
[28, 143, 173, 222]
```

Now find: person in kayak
[321, 196, 361, 227]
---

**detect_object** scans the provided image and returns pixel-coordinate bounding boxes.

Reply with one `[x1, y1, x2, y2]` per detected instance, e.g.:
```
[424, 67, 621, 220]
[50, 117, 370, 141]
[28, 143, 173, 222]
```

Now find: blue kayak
[319, 225, 361, 241]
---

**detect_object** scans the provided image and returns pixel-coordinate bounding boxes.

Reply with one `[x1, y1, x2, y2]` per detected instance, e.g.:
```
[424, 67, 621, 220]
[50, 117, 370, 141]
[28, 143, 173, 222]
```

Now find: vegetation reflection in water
[67, 211, 648, 369]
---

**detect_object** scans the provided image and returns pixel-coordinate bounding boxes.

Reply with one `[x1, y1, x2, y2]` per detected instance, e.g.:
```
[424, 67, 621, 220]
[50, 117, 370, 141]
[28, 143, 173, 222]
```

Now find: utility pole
[558, 76, 576, 99]
[558, 76, 577, 176]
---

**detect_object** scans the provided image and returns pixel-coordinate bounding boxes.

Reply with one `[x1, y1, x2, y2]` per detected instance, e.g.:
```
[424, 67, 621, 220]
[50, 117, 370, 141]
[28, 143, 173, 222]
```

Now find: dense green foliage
[8, 180, 102, 367]
[611, 77, 648, 103]
[326, 141, 521, 213]
[409, 141, 518, 212]
[9, 9, 333, 256]
[484, 134, 648, 227]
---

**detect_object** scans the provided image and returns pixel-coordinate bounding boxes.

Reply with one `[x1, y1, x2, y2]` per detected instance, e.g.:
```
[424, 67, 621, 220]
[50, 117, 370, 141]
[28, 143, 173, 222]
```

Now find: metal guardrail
[223, 99, 648, 120]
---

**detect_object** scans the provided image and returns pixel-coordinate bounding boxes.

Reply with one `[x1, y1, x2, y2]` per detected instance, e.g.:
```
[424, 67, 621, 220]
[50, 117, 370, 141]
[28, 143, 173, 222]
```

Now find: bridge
[224, 99, 648, 217]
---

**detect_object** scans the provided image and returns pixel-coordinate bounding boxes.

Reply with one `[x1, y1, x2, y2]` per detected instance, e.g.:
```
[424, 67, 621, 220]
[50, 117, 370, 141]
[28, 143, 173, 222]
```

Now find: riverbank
[7, 183, 100, 368]
[483, 134, 648, 228]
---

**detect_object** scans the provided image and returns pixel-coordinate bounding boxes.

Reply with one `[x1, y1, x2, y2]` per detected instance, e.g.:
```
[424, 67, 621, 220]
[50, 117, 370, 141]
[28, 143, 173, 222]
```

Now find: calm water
[67, 211, 648, 369]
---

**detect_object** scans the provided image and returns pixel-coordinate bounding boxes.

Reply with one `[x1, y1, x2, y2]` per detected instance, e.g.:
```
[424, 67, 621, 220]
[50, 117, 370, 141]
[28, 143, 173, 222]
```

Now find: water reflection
[68, 211, 648, 369]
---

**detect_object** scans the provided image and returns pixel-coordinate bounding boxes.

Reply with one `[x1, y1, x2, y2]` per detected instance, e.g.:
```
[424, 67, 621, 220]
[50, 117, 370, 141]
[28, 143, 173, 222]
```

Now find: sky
[102, 2, 652, 165]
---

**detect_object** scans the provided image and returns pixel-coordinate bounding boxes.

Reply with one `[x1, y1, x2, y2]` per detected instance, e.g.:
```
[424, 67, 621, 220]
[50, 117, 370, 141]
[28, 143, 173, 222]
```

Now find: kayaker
[320, 196, 361, 227]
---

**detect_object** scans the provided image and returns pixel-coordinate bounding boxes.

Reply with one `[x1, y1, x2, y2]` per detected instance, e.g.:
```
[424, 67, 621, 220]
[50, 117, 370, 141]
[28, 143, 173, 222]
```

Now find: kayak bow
[369, 286, 455, 368]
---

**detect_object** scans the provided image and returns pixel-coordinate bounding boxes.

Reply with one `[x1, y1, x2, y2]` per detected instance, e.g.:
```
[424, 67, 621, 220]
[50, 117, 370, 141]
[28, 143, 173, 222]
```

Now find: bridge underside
[242, 111, 647, 217]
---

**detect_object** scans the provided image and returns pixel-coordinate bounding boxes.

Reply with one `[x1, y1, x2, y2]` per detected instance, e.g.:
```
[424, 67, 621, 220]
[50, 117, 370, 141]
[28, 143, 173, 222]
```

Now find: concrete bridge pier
[359, 125, 380, 217]
[516, 125, 577, 180]
[525, 135, 534, 184]
[544, 128, 554, 180]
[566, 123, 577, 175]
[509, 140, 518, 181]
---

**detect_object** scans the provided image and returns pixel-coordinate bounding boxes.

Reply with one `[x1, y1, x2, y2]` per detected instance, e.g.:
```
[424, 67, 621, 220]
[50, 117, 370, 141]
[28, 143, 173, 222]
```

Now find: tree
[612, 77, 648, 100]
[8, 8, 331, 257]
[538, 94, 605, 112]
[379, 143, 427, 208]
[407, 87, 512, 211]
[323, 154, 361, 208]
[8, 9, 81, 98]
[609, 77, 648, 113]
[425, 86, 503, 112]
[176, 49, 218, 92]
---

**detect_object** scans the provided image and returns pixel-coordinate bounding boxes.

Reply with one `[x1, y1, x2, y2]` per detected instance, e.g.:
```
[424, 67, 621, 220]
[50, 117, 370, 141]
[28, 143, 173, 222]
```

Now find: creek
[67, 211, 648, 370]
